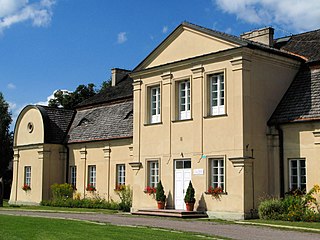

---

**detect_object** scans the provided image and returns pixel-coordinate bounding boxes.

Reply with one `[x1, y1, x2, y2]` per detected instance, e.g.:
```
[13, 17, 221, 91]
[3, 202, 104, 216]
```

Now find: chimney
[111, 68, 131, 86]
[240, 27, 274, 46]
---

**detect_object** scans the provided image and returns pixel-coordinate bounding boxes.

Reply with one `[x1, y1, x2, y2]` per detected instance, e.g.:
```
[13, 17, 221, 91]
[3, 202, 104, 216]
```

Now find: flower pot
[185, 202, 194, 211]
[157, 201, 165, 209]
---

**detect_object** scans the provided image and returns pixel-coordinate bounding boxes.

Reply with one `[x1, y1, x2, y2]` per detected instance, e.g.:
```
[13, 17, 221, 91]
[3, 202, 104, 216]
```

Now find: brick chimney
[111, 68, 131, 86]
[240, 27, 274, 46]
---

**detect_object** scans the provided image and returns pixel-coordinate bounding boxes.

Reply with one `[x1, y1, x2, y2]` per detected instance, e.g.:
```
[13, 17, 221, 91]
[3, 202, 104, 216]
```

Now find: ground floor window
[88, 165, 96, 187]
[209, 158, 224, 191]
[116, 164, 126, 186]
[147, 160, 159, 188]
[24, 166, 31, 186]
[70, 166, 77, 188]
[289, 159, 306, 191]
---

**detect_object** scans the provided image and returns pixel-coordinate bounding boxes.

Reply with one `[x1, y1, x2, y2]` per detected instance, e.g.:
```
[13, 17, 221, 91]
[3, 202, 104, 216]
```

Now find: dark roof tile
[275, 29, 320, 63]
[36, 106, 75, 144]
[76, 75, 133, 108]
[268, 65, 320, 125]
[67, 100, 133, 143]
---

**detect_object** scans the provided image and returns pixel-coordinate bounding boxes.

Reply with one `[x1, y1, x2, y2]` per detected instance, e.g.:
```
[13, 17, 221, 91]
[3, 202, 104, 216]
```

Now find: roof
[275, 29, 320, 63]
[76, 75, 133, 108]
[268, 65, 320, 125]
[67, 100, 133, 143]
[133, 22, 303, 72]
[36, 106, 75, 144]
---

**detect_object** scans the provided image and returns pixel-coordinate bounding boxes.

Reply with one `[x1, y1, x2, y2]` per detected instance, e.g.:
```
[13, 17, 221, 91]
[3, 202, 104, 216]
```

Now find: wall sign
[193, 169, 204, 175]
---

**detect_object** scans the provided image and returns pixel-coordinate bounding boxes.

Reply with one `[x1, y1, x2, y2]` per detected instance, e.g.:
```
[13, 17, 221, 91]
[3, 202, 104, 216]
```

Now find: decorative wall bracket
[229, 156, 254, 168]
[129, 162, 142, 170]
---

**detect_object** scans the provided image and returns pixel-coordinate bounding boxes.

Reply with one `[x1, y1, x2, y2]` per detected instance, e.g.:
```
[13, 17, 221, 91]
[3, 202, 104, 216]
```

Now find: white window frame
[148, 161, 159, 188]
[209, 158, 225, 191]
[117, 164, 126, 186]
[150, 85, 161, 123]
[70, 166, 77, 188]
[289, 159, 306, 190]
[178, 80, 191, 120]
[88, 165, 96, 187]
[25, 166, 31, 186]
[209, 73, 225, 116]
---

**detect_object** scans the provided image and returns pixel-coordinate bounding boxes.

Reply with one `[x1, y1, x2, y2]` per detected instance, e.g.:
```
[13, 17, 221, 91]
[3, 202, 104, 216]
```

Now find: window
[70, 166, 77, 188]
[209, 158, 224, 191]
[150, 85, 161, 123]
[178, 80, 191, 120]
[88, 165, 96, 187]
[116, 164, 126, 186]
[289, 159, 306, 191]
[24, 166, 31, 186]
[147, 161, 159, 188]
[209, 73, 225, 115]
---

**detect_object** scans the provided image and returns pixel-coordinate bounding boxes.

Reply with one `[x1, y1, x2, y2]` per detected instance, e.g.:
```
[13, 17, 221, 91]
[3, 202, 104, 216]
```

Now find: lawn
[245, 219, 320, 231]
[2, 199, 118, 214]
[0, 214, 225, 240]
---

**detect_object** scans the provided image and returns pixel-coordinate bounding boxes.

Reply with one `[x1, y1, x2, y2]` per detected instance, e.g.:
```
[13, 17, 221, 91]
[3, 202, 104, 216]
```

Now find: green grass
[2, 199, 118, 214]
[0, 215, 226, 240]
[245, 219, 320, 230]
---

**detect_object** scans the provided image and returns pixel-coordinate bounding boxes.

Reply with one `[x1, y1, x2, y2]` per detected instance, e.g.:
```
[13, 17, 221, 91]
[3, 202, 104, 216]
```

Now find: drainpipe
[65, 145, 69, 183]
[276, 125, 285, 198]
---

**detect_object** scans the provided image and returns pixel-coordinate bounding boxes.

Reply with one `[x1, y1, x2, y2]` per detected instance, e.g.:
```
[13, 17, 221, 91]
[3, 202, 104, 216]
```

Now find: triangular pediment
[134, 22, 244, 71]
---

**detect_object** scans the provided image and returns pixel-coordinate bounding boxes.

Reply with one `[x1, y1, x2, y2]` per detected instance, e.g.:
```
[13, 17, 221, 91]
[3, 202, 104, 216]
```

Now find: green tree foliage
[48, 83, 96, 109]
[156, 181, 166, 202]
[0, 92, 13, 202]
[99, 79, 112, 93]
[184, 181, 195, 203]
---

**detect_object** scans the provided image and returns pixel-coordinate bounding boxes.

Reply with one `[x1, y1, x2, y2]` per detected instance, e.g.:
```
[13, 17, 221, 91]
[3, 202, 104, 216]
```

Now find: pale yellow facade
[130, 24, 301, 218]
[10, 23, 319, 220]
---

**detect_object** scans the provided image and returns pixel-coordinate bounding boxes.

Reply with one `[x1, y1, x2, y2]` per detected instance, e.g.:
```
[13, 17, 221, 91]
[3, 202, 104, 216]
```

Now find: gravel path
[0, 209, 319, 240]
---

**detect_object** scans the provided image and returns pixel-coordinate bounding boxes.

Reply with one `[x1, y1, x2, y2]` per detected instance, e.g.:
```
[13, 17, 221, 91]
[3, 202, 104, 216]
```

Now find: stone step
[132, 209, 208, 218]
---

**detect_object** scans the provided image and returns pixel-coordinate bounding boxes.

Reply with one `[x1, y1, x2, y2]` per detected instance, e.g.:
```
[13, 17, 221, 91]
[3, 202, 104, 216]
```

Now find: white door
[174, 160, 191, 210]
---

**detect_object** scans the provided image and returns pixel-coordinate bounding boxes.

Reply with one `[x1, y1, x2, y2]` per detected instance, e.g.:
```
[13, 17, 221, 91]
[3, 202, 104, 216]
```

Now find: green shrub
[40, 197, 120, 210]
[115, 185, 132, 212]
[258, 198, 285, 220]
[51, 183, 73, 200]
[156, 181, 166, 203]
[184, 181, 195, 203]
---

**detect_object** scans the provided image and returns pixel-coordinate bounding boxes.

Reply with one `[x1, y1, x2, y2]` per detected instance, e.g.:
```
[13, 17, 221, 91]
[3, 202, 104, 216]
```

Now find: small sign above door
[193, 169, 204, 175]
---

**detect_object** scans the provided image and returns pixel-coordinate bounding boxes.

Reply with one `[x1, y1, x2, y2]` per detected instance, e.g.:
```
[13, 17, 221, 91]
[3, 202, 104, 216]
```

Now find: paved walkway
[0, 209, 320, 240]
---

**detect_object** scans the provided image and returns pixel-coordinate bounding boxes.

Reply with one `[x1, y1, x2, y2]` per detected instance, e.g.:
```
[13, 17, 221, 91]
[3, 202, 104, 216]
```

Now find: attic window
[124, 110, 133, 120]
[27, 122, 34, 133]
[78, 118, 90, 126]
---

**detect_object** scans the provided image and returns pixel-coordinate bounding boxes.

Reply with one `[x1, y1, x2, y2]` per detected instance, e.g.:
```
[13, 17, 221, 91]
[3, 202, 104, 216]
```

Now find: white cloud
[0, 0, 56, 33]
[117, 32, 127, 44]
[162, 26, 168, 34]
[7, 83, 16, 89]
[213, 0, 320, 32]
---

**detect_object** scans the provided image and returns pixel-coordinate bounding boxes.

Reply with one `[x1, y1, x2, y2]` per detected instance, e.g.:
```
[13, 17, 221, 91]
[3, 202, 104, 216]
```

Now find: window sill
[144, 122, 163, 126]
[205, 191, 228, 195]
[204, 114, 227, 119]
[172, 118, 193, 123]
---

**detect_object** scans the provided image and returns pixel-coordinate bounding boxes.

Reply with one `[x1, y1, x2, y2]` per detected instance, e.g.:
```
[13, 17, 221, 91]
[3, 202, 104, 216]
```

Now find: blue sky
[1, 0, 320, 129]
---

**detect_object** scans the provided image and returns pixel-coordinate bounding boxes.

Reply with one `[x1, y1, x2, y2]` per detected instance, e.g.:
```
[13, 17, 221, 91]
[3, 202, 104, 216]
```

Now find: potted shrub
[155, 181, 166, 209]
[184, 181, 196, 211]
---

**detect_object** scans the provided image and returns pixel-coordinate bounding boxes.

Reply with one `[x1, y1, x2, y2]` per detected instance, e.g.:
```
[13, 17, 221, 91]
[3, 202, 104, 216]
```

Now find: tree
[48, 83, 96, 109]
[99, 79, 112, 93]
[0, 92, 13, 206]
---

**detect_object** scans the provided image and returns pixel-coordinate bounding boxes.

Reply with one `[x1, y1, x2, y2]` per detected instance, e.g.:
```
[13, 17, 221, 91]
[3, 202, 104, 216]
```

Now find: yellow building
[10, 22, 320, 219]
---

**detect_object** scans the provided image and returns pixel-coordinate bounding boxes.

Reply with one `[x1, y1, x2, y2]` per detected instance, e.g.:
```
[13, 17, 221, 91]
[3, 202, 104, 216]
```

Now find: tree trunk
[0, 177, 3, 207]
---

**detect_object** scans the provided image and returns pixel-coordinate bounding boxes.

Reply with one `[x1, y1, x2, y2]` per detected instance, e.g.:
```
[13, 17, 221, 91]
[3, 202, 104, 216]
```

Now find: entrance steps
[132, 209, 208, 218]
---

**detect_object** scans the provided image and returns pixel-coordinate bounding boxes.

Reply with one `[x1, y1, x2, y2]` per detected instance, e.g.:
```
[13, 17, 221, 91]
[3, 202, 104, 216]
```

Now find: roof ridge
[275, 28, 320, 40]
